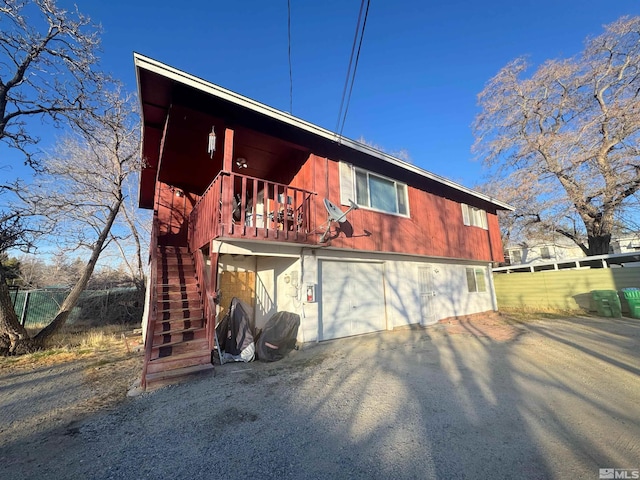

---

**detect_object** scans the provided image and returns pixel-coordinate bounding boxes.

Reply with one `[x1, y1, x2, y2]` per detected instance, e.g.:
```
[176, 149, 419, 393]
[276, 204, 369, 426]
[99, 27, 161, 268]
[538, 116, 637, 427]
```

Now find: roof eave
[133, 53, 515, 211]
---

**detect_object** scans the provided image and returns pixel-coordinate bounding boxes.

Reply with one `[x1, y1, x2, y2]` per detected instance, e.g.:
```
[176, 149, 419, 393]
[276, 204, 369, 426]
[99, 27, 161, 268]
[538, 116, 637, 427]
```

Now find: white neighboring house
[505, 234, 640, 266]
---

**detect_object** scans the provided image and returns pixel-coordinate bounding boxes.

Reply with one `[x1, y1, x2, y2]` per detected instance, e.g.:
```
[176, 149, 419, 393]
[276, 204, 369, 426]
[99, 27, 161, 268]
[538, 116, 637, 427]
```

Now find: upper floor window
[461, 203, 488, 229]
[540, 246, 551, 259]
[340, 162, 409, 216]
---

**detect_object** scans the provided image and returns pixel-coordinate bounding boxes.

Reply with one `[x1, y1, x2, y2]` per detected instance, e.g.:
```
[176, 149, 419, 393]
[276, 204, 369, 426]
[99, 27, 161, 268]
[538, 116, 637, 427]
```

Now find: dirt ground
[1, 313, 639, 479]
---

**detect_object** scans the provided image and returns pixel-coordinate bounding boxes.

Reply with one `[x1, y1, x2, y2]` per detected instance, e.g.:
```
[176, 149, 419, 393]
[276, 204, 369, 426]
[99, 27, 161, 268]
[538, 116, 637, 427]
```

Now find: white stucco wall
[297, 250, 495, 342]
[383, 260, 494, 328]
[255, 256, 301, 330]
[430, 264, 493, 319]
[214, 242, 495, 344]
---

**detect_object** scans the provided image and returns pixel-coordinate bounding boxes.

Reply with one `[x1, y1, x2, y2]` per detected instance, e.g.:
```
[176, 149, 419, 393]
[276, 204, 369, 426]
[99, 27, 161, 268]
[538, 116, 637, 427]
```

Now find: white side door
[419, 266, 437, 325]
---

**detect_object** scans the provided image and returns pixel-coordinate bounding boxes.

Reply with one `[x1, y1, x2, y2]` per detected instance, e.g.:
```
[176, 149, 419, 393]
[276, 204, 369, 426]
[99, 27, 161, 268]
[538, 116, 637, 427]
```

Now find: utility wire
[340, 0, 370, 137]
[287, 0, 293, 114]
[335, 0, 371, 138]
[335, 1, 364, 135]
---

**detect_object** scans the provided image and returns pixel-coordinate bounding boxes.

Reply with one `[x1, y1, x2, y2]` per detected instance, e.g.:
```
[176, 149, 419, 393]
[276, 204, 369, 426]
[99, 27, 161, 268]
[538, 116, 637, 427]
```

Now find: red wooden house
[134, 54, 513, 389]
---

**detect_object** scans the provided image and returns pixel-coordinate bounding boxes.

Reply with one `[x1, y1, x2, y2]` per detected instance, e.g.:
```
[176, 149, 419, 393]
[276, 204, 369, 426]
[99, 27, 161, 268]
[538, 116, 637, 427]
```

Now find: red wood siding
[155, 181, 199, 246]
[158, 148, 505, 263]
[487, 212, 506, 263]
[302, 155, 503, 262]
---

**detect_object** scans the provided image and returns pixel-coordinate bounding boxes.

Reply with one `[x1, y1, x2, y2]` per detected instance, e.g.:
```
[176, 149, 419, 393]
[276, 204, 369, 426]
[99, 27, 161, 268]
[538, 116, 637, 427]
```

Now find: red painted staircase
[143, 245, 214, 390]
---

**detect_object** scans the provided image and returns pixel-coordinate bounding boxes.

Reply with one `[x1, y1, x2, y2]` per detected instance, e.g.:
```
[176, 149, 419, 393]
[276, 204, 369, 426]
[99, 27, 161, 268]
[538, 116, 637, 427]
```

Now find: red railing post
[189, 171, 316, 246]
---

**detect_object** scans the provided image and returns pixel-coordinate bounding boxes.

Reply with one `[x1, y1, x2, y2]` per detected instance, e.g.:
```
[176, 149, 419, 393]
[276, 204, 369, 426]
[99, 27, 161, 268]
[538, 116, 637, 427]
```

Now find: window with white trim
[339, 162, 409, 216]
[461, 203, 488, 229]
[466, 267, 487, 293]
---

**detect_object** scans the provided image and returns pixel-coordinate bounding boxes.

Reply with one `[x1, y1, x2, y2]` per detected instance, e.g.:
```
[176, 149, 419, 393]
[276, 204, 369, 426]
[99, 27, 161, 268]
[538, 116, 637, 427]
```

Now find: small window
[396, 184, 408, 215]
[540, 247, 551, 259]
[461, 204, 488, 229]
[511, 250, 522, 264]
[466, 267, 487, 293]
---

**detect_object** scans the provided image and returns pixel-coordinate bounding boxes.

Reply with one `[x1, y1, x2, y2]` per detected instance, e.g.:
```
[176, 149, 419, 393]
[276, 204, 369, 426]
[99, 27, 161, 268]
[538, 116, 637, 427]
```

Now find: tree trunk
[33, 197, 123, 345]
[0, 267, 36, 354]
[587, 234, 611, 256]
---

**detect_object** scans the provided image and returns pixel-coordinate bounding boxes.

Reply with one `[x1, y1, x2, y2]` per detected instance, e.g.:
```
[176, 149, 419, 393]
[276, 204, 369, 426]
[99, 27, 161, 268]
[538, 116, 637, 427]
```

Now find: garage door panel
[320, 261, 386, 340]
[320, 263, 351, 339]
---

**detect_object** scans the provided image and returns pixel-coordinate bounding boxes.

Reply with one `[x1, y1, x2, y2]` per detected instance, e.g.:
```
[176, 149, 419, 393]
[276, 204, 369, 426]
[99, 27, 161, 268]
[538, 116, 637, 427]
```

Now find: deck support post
[222, 128, 235, 235]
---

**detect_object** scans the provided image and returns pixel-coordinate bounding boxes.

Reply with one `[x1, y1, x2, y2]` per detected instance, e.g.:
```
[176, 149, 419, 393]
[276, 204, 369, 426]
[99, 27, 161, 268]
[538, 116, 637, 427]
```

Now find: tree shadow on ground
[1, 316, 639, 479]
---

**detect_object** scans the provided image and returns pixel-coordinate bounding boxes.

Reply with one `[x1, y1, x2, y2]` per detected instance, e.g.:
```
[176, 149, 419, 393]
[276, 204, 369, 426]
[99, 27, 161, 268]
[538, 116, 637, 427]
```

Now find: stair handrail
[140, 213, 159, 389]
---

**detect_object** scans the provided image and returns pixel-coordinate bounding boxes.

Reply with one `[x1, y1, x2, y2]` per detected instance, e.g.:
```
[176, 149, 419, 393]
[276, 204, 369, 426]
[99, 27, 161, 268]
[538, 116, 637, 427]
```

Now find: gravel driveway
[1, 315, 639, 479]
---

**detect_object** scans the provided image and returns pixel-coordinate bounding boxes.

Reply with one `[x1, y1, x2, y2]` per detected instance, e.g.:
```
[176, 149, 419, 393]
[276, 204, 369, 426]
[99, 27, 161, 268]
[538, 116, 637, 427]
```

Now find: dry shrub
[1, 324, 142, 372]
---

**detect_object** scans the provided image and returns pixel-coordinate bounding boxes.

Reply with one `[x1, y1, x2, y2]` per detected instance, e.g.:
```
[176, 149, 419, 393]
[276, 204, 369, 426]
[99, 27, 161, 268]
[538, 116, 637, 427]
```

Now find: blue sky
[3, 0, 639, 189]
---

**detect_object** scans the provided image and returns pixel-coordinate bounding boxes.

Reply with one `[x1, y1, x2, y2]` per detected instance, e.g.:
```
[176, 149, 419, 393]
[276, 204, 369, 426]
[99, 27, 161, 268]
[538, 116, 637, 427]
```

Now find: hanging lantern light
[207, 126, 216, 158]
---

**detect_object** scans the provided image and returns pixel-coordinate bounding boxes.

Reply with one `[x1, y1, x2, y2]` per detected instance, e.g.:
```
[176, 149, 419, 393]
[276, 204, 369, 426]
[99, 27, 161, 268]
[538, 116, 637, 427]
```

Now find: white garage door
[320, 261, 386, 340]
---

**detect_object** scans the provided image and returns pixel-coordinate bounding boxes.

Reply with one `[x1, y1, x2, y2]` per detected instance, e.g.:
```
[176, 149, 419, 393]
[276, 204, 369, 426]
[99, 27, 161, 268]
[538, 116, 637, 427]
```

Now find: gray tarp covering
[256, 311, 300, 362]
[215, 298, 255, 362]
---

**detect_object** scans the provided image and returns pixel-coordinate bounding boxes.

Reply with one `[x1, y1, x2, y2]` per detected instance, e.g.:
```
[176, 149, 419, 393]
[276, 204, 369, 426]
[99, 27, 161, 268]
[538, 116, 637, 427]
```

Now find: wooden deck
[188, 172, 316, 251]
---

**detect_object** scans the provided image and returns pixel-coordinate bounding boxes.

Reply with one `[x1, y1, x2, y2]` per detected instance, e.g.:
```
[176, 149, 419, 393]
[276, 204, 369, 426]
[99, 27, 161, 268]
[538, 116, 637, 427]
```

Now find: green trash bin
[622, 288, 640, 319]
[591, 290, 622, 318]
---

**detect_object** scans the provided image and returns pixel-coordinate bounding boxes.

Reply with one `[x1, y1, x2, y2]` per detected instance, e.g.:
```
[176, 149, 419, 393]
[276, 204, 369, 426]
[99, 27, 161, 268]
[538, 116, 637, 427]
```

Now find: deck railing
[188, 172, 316, 251]
[188, 172, 224, 252]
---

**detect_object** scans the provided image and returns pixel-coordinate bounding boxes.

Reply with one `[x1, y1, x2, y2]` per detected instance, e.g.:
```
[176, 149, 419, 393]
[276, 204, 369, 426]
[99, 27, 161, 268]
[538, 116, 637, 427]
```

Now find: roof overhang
[134, 53, 514, 211]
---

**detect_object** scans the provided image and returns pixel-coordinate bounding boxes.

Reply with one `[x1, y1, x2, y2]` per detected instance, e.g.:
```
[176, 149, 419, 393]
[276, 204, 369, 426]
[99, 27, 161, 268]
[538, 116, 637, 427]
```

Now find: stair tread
[156, 316, 204, 324]
[158, 306, 203, 314]
[158, 299, 202, 312]
[148, 347, 211, 364]
[154, 326, 205, 336]
[144, 244, 213, 390]
[151, 337, 208, 349]
[158, 287, 198, 291]
[145, 363, 214, 383]
[158, 296, 201, 301]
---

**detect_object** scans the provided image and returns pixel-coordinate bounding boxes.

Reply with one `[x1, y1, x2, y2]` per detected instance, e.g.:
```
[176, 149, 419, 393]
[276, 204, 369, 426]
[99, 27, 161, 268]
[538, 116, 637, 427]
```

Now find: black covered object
[256, 311, 300, 362]
[215, 298, 255, 362]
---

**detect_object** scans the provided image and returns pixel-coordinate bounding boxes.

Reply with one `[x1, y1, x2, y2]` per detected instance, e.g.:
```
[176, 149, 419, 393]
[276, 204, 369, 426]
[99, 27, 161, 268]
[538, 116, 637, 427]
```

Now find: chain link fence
[11, 287, 145, 329]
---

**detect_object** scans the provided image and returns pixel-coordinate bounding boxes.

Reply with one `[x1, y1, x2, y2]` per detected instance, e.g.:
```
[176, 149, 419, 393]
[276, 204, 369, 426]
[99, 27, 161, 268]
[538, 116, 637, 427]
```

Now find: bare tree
[109, 200, 149, 292]
[15, 253, 88, 289]
[0, 0, 108, 353]
[101, 167, 151, 293]
[356, 136, 413, 163]
[0, 0, 104, 165]
[0, 211, 32, 350]
[0, 90, 140, 352]
[473, 16, 640, 255]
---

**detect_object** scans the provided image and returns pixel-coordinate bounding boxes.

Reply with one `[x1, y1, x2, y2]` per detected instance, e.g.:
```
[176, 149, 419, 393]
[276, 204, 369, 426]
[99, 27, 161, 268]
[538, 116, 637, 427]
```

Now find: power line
[341, 0, 370, 137]
[287, 0, 293, 114]
[335, 0, 371, 138]
[335, 1, 365, 135]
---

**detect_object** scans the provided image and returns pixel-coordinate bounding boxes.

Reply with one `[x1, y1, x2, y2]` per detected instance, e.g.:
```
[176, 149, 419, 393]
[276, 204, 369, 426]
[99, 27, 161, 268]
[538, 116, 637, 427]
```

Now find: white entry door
[320, 261, 386, 340]
[419, 266, 437, 325]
